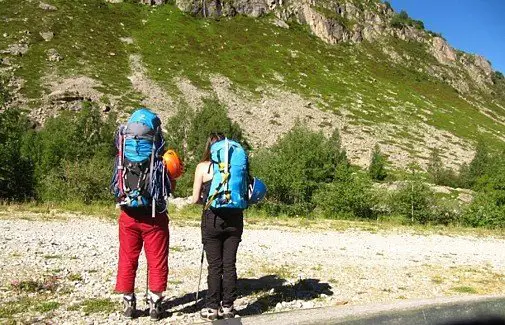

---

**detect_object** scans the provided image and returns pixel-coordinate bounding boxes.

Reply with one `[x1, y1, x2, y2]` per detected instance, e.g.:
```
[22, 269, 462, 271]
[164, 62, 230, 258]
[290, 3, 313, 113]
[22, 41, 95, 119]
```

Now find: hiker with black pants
[191, 132, 244, 320]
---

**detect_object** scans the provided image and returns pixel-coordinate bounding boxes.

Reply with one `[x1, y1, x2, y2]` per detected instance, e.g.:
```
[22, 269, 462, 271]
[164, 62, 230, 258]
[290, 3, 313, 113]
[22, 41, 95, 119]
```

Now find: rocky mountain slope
[1, 0, 504, 169]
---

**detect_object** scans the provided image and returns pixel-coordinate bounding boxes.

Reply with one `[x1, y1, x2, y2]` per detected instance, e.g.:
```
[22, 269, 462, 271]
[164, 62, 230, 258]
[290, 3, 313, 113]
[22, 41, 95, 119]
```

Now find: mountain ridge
[1, 0, 505, 170]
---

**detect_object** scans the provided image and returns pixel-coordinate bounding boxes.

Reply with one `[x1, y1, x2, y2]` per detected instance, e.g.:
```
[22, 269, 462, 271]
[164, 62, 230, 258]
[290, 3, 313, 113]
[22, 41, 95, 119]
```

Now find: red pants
[115, 209, 169, 293]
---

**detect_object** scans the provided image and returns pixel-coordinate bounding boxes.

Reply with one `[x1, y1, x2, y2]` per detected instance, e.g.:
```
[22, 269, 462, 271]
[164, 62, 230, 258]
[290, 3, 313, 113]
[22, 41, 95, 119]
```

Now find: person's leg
[200, 209, 223, 320]
[142, 212, 169, 320]
[220, 211, 243, 319]
[142, 212, 169, 293]
[115, 210, 143, 294]
[115, 210, 143, 318]
[204, 235, 223, 310]
[221, 233, 241, 308]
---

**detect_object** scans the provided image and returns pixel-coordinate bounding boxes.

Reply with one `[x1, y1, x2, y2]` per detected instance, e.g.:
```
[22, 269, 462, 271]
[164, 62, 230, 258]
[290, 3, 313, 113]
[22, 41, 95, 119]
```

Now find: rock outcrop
[166, 0, 497, 94]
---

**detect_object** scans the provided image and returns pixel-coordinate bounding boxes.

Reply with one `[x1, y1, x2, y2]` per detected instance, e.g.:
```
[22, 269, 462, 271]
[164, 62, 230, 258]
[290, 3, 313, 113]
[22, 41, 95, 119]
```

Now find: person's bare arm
[191, 163, 203, 204]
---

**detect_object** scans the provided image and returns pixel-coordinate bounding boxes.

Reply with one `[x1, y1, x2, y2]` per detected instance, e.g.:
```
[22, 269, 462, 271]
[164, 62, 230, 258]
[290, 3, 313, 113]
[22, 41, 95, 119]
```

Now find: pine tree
[368, 144, 387, 181]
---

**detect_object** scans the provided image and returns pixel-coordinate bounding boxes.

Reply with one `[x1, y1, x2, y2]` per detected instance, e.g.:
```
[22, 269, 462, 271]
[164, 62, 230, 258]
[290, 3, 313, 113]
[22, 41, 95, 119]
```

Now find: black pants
[201, 208, 243, 309]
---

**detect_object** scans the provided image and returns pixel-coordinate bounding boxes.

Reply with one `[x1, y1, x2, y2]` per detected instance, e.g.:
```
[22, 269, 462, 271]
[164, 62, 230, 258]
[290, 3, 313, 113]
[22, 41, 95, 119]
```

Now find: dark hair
[201, 132, 225, 162]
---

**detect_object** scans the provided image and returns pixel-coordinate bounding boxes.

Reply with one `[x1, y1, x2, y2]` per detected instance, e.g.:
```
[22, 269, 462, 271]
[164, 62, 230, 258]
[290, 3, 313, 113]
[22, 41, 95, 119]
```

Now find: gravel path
[1, 212, 505, 324]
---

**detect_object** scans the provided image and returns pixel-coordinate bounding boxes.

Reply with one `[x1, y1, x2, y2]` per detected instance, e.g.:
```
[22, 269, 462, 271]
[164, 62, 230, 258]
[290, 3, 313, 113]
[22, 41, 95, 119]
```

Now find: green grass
[451, 286, 478, 294]
[0, 297, 60, 318]
[260, 264, 296, 279]
[67, 273, 83, 282]
[81, 298, 117, 314]
[0, 297, 35, 318]
[169, 279, 183, 285]
[3, 0, 505, 154]
[170, 245, 189, 252]
[130, 3, 505, 149]
[0, 0, 145, 102]
[44, 254, 62, 259]
[10, 280, 45, 293]
[34, 301, 60, 313]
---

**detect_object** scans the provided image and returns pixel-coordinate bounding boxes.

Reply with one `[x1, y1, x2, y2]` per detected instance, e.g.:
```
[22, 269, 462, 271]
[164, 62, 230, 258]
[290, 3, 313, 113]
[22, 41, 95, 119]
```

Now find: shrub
[314, 168, 378, 219]
[38, 156, 113, 204]
[390, 180, 435, 224]
[430, 198, 462, 226]
[251, 125, 343, 215]
[463, 163, 505, 228]
[463, 191, 505, 228]
[0, 109, 35, 200]
[427, 148, 458, 187]
[466, 140, 491, 189]
[0, 78, 9, 107]
[186, 99, 247, 159]
[33, 105, 115, 179]
[368, 144, 387, 181]
[32, 105, 116, 202]
[389, 164, 435, 224]
[390, 10, 424, 30]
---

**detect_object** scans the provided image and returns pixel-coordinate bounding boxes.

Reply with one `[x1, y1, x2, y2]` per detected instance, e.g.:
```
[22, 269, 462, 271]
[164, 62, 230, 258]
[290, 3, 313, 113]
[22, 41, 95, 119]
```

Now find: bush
[430, 198, 462, 226]
[492, 71, 504, 84]
[383, 1, 393, 11]
[38, 156, 113, 204]
[388, 164, 435, 224]
[33, 105, 115, 179]
[0, 79, 9, 107]
[368, 144, 387, 181]
[390, 180, 435, 224]
[314, 168, 378, 219]
[0, 109, 35, 200]
[250, 125, 343, 215]
[465, 140, 491, 189]
[463, 163, 505, 228]
[32, 106, 116, 202]
[390, 10, 424, 30]
[427, 148, 458, 187]
[463, 191, 505, 228]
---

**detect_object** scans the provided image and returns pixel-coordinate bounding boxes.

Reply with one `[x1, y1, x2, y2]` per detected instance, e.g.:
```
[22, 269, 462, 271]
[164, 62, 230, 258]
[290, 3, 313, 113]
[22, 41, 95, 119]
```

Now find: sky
[389, 0, 505, 73]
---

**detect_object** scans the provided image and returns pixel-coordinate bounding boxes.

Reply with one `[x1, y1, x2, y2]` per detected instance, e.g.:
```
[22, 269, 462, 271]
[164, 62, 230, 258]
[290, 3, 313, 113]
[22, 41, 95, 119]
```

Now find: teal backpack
[110, 108, 171, 213]
[205, 138, 249, 210]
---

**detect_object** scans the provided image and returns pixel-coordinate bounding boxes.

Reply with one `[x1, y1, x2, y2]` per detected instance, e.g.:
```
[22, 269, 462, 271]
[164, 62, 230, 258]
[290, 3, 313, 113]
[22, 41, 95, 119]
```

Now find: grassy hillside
[1, 0, 505, 160]
[0, 0, 143, 100]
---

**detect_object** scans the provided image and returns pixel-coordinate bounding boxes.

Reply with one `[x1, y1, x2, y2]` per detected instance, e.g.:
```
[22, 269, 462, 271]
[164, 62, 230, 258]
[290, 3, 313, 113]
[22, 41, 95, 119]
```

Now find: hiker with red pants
[110, 108, 183, 321]
[191, 132, 266, 320]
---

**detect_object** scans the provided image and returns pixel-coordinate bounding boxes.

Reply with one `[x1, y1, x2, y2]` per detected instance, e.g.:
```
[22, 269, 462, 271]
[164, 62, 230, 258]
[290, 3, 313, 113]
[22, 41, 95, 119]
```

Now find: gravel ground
[1, 212, 505, 324]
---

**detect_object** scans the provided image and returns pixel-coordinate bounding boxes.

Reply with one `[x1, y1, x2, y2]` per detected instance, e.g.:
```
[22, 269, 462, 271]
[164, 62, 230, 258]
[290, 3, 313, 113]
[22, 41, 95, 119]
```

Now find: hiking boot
[148, 296, 164, 321]
[218, 305, 236, 319]
[200, 308, 218, 321]
[122, 294, 136, 319]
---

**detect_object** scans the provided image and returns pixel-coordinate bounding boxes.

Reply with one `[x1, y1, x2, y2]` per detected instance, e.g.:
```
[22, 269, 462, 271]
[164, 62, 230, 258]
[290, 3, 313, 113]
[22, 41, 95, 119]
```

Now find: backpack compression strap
[204, 139, 230, 210]
[204, 172, 229, 210]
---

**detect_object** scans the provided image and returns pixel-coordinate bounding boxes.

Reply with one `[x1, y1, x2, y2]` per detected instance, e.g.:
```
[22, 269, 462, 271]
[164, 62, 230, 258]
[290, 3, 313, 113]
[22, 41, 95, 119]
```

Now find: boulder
[46, 48, 63, 62]
[40, 31, 54, 42]
[39, 2, 57, 10]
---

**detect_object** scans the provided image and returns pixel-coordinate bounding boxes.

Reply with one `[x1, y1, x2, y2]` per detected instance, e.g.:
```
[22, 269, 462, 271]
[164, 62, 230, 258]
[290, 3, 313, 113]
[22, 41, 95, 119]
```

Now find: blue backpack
[206, 138, 249, 210]
[110, 108, 171, 213]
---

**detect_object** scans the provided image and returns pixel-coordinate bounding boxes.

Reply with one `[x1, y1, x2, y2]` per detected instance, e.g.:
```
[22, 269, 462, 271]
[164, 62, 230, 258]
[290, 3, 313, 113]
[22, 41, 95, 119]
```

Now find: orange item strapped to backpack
[163, 150, 183, 180]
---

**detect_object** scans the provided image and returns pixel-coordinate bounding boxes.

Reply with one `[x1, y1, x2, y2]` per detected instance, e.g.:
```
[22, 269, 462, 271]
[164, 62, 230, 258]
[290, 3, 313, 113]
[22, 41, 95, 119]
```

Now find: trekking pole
[195, 246, 205, 306]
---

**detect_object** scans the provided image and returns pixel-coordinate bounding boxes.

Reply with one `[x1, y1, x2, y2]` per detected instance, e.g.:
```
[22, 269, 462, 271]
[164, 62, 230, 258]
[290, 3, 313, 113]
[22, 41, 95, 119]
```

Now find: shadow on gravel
[162, 275, 333, 317]
[238, 276, 333, 316]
